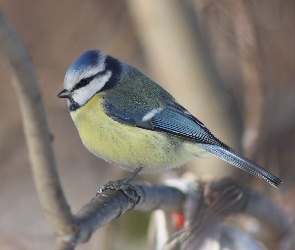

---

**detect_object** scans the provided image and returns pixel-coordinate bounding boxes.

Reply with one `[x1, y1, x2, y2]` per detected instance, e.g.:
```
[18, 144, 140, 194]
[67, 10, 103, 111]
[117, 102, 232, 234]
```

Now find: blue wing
[151, 104, 282, 187]
[105, 102, 282, 188]
[150, 103, 231, 148]
[105, 102, 230, 149]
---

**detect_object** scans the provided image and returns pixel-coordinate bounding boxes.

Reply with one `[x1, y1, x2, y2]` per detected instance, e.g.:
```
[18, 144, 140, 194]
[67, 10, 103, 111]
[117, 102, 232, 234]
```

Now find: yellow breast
[70, 93, 199, 173]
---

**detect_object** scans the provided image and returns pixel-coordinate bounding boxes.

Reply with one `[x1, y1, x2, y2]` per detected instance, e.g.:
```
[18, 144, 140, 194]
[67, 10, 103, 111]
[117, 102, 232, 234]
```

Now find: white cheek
[72, 71, 112, 106]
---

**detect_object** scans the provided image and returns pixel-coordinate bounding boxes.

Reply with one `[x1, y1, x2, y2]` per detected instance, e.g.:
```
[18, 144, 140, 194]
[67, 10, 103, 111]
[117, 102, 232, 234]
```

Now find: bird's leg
[98, 166, 143, 203]
[121, 166, 143, 184]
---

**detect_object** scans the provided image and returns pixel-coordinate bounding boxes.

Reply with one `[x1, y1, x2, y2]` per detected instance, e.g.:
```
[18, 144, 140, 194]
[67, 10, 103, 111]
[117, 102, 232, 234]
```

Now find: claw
[97, 167, 143, 207]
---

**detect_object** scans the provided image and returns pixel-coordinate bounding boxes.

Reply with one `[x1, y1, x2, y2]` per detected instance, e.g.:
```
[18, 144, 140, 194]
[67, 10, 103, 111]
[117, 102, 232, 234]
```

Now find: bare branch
[245, 192, 292, 237]
[73, 184, 185, 245]
[156, 178, 289, 250]
[0, 10, 77, 241]
[232, 1, 263, 157]
[211, 178, 291, 237]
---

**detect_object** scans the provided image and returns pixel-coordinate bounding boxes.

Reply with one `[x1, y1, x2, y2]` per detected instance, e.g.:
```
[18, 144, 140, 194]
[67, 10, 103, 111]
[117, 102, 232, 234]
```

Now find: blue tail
[200, 144, 282, 188]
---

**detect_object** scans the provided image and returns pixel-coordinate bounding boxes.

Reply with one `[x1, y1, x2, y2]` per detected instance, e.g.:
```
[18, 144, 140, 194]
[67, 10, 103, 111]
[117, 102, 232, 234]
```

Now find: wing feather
[105, 101, 282, 187]
[151, 103, 231, 149]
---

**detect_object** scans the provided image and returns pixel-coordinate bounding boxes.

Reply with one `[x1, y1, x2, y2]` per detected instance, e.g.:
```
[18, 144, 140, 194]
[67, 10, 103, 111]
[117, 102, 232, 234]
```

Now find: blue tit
[57, 50, 282, 188]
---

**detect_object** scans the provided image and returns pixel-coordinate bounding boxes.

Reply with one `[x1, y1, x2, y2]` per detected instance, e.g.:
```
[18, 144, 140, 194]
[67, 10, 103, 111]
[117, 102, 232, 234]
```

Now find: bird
[58, 50, 282, 188]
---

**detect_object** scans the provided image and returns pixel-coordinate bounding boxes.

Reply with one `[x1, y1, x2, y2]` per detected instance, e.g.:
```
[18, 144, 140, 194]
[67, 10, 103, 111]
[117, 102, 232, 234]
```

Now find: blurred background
[0, 0, 294, 249]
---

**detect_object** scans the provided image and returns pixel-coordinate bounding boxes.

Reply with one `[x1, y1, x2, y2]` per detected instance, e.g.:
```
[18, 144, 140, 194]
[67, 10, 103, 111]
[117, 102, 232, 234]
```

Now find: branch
[74, 184, 185, 245]
[155, 178, 290, 250]
[0, 9, 77, 241]
[245, 192, 292, 237]
[211, 178, 291, 237]
[232, 0, 263, 157]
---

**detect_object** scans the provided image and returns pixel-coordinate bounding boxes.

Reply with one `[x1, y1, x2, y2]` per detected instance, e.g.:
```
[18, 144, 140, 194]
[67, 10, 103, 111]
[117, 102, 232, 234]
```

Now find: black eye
[76, 78, 89, 89]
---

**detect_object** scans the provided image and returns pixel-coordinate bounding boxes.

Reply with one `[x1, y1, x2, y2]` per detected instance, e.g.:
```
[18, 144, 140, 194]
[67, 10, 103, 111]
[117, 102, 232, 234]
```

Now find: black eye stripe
[76, 78, 89, 89]
[73, 70, 107, 91]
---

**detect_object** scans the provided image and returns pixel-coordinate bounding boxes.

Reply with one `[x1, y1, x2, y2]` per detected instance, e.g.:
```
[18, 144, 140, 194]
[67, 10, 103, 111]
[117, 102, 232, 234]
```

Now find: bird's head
[58, 50, 123, 111]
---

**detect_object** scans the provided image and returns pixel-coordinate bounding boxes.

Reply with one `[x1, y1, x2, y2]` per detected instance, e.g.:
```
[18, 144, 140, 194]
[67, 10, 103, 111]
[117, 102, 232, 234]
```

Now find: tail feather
[200, 144, 282, 188]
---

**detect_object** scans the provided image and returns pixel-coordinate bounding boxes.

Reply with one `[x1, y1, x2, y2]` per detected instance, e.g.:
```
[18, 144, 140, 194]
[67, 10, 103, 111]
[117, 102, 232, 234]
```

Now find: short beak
[57, 89, 70, 98]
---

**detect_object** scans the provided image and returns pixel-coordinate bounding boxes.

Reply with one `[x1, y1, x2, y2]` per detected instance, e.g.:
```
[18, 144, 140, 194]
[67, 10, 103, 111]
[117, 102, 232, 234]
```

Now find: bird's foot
[98, 167, 143, 204]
